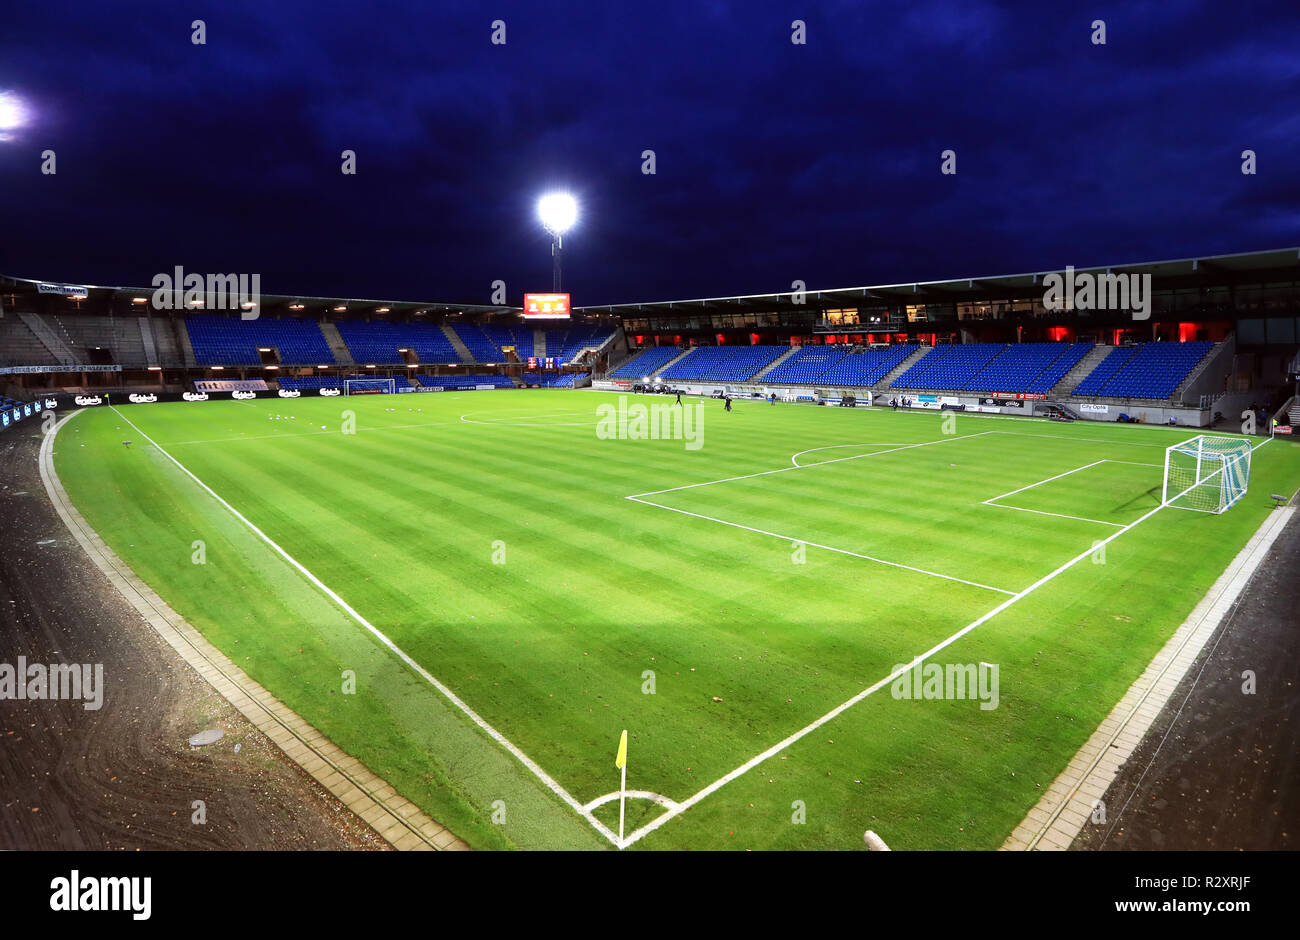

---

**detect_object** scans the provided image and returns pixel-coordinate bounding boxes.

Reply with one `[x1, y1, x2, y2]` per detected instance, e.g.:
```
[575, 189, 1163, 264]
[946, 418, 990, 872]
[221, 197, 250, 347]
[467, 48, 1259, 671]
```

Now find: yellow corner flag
[615, 729, 628, 769]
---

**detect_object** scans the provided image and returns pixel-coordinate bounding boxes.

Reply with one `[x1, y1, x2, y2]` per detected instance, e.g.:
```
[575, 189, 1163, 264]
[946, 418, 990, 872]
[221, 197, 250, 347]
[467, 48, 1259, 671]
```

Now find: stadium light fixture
[0, 92, 27, 141]
[131, 297, 148, 304]
[537, 192, 578, 292]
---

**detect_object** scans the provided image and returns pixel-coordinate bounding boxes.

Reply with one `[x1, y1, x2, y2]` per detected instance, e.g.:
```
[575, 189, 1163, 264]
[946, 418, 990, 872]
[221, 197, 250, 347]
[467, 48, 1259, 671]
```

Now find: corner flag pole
[615, 729, 628, 845]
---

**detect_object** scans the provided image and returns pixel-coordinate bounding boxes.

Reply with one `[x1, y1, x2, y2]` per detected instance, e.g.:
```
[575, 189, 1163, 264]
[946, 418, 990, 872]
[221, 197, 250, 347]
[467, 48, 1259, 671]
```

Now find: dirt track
[1073, 508, 1300, 850]
[0, 425, 384, 850]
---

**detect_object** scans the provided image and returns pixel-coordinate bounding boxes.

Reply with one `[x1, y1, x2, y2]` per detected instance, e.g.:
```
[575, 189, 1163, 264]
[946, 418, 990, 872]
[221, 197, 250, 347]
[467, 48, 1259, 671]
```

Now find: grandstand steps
[0, 314, 59, 367]
[1049, 343, 1111, 397]
[1171, 339, 1228, 402]
[172, 317, 197, 367]
[1287, 398, 1300, 426]
[750, 346, 799, 381]
[654, 347, 694, 376]
[533, 330, 547, 358]
[879, 345, 932, 389]
[138, 317, 160, 366]
[441, 323, 476, 363]
[17, 311, 79, 366]
[319, 321, 355, 367]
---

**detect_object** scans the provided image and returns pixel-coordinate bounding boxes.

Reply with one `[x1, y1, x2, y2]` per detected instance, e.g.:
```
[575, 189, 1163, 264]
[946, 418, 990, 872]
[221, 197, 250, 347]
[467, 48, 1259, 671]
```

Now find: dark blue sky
[2, 1, 1297, 307]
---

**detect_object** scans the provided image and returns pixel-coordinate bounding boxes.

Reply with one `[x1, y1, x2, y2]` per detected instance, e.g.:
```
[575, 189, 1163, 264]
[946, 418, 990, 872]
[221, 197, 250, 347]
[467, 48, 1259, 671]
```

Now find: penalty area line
[619, 477, 1184, 849]
[105, 406, 621, 849]
[625, 495, 1016, 596]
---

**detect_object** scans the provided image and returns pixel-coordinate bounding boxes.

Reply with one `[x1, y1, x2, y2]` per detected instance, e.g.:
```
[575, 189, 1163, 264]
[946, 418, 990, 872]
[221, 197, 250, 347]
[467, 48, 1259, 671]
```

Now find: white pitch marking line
[618, 482, 1188, 848]
[583, 790, 681, 812]
[106, 407, 622, 849]
[984, 503, 1127, 528]
[982, 460, 1108, 505]
[631, 430, 996, 500]
[789, 442, 910, 468]
[626, 495, 1017, 595]
[620, 437, 1279, 848]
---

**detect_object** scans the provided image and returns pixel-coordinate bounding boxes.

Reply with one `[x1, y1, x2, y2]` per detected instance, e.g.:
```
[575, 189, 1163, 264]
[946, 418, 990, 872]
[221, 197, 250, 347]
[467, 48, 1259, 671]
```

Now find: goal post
[343, 377, 396, 396]
[1162, 435, 1252, 513]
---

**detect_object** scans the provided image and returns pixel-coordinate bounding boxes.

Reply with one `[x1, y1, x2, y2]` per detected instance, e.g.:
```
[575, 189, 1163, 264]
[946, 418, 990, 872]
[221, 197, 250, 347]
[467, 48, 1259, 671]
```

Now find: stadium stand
[548, 324, 611, 362]
[334, 320, 462, 365]
[1070, 341, 1213, 400]
[761, 346, 849, 384]
[658, 347, 733, 380]
[541, 372, 587, 387]
[453, 324, 505, 362]
[414, 374, 515, 389]
[963, 342, 1094, 394]
[186, 316, 334, 366]
[480, 324, 530, 358]
[818, 345, 915, 387]
[609, 346, 683, 378]
[891, 343, 1005, 390]
[276, 375, 342, 390]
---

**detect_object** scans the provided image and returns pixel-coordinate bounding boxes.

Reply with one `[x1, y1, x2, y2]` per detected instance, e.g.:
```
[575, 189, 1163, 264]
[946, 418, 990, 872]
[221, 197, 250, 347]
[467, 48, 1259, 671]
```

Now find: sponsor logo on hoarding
[319, 388, 341, 396]
[232, 390, 257, 400]
[182, 392, 209, 402]
[74, 395, 103, 406]
[278, 389, 301, 398]
[1080, 403, 1110, 414]
[37, 282, 89, 297]
[44, 399, 57, 409]
[127, 393, 158, 404]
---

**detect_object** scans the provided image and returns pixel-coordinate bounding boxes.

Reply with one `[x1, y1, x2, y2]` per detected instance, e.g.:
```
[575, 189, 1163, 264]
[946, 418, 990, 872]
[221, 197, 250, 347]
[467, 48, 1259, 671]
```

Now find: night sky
[2, 1, 1297, 308]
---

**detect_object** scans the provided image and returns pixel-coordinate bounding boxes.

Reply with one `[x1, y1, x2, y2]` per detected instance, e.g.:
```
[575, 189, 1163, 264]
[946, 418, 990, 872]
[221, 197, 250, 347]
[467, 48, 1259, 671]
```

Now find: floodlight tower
[537, 193, 577, 292]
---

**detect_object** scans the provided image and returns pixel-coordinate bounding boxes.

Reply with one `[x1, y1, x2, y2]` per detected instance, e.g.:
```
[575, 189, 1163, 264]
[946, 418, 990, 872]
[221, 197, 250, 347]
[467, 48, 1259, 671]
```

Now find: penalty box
[625, 433, 1102, 597]
[983, 459, 1163, 528]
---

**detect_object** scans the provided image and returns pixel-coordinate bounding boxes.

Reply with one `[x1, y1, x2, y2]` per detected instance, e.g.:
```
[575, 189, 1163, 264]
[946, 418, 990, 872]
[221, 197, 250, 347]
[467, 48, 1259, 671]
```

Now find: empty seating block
[965, 343, 1093, 394]
[186, 316, 334, 366]
[891, 344, 1005, 390]
[1071, 341, 1212, 400]
[335, 321, 462, 365]
[415, 374, 514, 389]
[453, 324, 505, 362]
[819, 346, 914, 387]
[610, 346, 683, 378]
[762, 347, 849, 384]
[546, 325, 612, 363]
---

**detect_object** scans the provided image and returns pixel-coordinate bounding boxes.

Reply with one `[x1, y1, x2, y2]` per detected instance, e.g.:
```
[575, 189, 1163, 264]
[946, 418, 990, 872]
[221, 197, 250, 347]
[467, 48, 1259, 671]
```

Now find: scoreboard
[523, 293, 570, 319]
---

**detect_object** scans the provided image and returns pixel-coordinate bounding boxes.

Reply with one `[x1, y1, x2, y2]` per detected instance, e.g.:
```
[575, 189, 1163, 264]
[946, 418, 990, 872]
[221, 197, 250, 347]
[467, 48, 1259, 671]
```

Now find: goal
[1161, 435, 1252, 514]
[343, 377, 396, 396]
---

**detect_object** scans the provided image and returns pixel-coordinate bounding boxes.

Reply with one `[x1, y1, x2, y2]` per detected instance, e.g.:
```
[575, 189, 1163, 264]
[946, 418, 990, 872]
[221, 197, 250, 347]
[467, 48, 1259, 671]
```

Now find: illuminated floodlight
[0, 92, 27, 140]
[537, 193, 578, 236]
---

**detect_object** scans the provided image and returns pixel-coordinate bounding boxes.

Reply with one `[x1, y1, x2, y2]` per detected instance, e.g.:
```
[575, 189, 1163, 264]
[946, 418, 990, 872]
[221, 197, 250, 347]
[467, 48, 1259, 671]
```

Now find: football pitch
[52, 390, 1300, 850]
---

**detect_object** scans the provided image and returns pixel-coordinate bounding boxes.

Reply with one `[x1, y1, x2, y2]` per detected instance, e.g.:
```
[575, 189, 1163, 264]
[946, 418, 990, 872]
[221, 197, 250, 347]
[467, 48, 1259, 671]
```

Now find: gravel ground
[1073, 507, 1300, 850]
[0, 426, 387, 850]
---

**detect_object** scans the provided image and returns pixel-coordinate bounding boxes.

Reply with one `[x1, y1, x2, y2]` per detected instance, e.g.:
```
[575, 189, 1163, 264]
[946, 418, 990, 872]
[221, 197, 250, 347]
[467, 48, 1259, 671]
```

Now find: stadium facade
[2, 247, 1298, 429]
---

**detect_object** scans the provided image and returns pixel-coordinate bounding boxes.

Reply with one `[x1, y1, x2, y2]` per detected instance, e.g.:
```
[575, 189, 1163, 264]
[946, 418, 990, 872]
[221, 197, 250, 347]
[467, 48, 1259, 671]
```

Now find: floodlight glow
[537, 193, 577, 235]
[0, 92, 26, 136]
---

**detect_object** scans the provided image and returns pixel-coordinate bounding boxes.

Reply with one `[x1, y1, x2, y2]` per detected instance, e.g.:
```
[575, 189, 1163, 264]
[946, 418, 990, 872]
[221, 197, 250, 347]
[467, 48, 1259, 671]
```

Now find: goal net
[343, 377, 396, 395]
[1162, 435, 1251, 514]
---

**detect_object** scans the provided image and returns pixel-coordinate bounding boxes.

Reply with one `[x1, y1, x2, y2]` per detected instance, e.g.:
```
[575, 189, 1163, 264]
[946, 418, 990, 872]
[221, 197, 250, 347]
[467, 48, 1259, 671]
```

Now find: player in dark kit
[724, 396, 732, 412]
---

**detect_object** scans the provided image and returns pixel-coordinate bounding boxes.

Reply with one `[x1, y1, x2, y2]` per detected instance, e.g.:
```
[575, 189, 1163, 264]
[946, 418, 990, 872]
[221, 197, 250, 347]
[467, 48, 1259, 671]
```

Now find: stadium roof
[0, 272, 520, 318]
[575, 246, 1300, 317]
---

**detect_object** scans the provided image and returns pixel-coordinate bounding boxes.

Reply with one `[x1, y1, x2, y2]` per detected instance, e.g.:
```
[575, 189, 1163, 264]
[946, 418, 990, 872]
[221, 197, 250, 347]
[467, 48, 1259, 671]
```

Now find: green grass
[53, 391, 1300, 850]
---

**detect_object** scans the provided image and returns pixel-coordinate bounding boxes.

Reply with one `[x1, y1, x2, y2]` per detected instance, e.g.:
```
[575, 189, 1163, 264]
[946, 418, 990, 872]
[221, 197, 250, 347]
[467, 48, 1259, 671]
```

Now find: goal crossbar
[1161, 435, 1251, 514]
